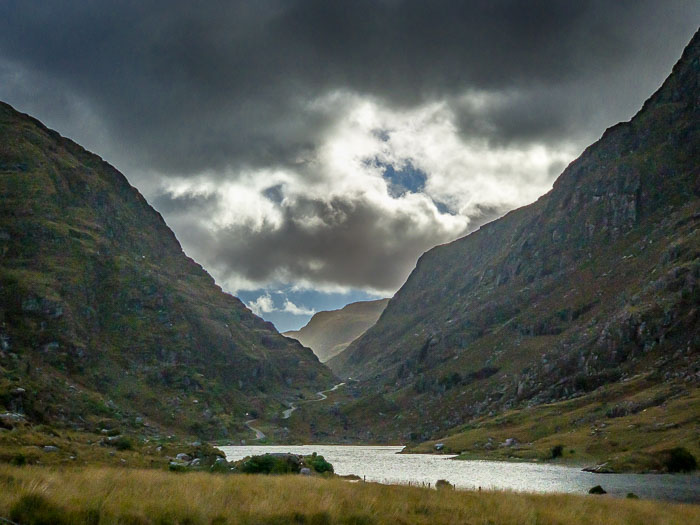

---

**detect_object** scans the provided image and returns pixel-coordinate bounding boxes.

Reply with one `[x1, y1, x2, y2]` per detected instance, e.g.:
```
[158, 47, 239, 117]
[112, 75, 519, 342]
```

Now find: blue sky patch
[236, 288, 385, 332]
[372, 159, 428, 198]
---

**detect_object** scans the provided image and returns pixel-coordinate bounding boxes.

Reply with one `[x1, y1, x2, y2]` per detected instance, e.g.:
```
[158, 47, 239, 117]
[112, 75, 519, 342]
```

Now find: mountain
[284, 299, 389, 363]
[308, 31, 699, 456]
[0, 102, 334, 440]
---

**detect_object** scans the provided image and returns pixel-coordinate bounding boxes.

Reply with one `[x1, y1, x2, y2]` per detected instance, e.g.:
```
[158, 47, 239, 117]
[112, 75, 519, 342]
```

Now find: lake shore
[1, 465, 699, 525]
[220, 445, 700, 503]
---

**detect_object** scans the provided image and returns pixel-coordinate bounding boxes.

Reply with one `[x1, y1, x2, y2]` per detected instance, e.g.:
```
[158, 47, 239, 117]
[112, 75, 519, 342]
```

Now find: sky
[1, 1, 698, 331]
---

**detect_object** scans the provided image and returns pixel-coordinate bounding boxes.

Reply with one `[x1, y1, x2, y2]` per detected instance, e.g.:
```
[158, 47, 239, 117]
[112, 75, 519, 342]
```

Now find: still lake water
[220, 445, 700, 503]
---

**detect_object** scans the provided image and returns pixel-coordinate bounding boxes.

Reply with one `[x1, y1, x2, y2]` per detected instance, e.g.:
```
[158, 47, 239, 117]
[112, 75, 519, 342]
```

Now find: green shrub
[10, 493, 68, 525]
[239, 454, 299, 474]
[210, 460, 232, 474]
[551, 444, 564, 459]
[306, 453, 334, 474]
[341, 515, 375, 525]
[10, 453, 27, 466]
[257, 512, 331, 525]
[435, 479, 453, 490]
[659, 447, 697, 473]
[168, 462, 188, 473]
[114, 436, 134, 451]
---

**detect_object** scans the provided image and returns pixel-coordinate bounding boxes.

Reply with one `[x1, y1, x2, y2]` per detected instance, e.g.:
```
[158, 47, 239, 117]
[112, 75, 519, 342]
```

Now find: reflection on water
[220, 445, 700, 503]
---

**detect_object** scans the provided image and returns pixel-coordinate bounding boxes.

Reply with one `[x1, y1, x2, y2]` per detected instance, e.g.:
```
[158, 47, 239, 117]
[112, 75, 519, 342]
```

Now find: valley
[0, 9, 698, 523]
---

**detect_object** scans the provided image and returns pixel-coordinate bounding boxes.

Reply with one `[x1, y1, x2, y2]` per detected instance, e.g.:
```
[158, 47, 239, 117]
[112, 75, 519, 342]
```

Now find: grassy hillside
[0, 466, 697, 525]
[405, 374, 700, 472]
[285, 299, 389, 362]
[313, 31, 700, 452]
[0, 101, 334, 442]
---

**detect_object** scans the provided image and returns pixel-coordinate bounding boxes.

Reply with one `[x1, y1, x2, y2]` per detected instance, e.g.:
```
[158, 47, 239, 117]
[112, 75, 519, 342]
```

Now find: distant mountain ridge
[0, 102, 334, 439]
[311, 30, 699, 448]
[284, 298, 389, 362]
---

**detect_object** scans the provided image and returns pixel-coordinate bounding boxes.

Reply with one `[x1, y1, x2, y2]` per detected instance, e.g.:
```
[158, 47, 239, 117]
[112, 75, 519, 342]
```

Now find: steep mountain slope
[284, 299, 389, 362]
[0, 102, 334, 439]
[325, 31, 699, 445]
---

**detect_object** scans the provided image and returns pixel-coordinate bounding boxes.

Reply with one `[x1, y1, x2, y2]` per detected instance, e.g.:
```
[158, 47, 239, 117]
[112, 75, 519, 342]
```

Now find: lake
[219, 445, 700, 503]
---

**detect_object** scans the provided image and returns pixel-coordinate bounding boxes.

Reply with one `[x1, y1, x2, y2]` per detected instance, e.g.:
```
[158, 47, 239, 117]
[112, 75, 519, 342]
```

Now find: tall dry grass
[0, 465, 697, 524]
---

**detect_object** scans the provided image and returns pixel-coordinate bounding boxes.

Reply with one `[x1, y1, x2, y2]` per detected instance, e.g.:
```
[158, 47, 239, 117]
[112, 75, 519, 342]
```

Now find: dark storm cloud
[1, 1, 698, 297]
[0, 1, 697, 175]
[167, 192, 466, 291]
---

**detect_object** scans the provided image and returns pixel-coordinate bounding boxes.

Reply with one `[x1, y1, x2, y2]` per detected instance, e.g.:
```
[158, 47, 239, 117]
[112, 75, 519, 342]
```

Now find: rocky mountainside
[0, 102, 334, 439]
[284, 299, 389, 363]
[324, 31, 699, 445]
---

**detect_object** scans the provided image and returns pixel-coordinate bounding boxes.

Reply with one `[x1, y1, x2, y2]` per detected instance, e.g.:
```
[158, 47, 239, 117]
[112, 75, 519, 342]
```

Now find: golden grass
[0, 465, 698, 525]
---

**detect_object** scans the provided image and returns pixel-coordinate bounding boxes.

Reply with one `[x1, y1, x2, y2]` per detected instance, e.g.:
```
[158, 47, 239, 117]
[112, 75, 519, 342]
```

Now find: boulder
[300, 467, 312, 476]
[435, 479, 453, 490]
[176, 453, 192, 462]
[0, 412, 24, 423]
[582, 463, 615, 474]
[43, 445, 59, 453]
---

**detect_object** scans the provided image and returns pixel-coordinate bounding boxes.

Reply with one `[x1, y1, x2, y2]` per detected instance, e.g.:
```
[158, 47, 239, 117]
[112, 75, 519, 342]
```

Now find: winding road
[244, 383, 346, 439]
[281, 382, 345, 420]
[244, 419, 266, 440]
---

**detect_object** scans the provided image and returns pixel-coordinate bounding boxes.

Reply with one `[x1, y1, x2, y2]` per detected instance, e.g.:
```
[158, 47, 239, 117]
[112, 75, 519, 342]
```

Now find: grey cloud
[170, 193, 466, 291]
[0, 1, 697, 176]
[151, 192, 218, 215]
[1, 1, 698, 294]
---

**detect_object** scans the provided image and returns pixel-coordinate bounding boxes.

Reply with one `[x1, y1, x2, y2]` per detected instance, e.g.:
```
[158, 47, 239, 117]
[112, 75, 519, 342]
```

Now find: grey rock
[43, 445, 59, 453]
[42, 341, 59, 352]
[582, 463, 615, 474]
[0, 412, 25, 424]
[21, 296, 41, 312]
[300, 467, 312, 476]
[176, 453, 192, 462]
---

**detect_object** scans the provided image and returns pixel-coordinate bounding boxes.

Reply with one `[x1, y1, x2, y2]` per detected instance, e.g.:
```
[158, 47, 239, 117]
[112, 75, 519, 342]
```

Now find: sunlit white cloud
[246, 292, 315, 318]
[282, 299, 316, 316]
[155, 92, 575, 296]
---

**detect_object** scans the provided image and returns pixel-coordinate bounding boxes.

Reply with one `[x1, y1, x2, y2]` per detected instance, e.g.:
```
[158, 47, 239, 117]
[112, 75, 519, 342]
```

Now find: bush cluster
[659, 447, 697, 473]
[305, 453, 334, 474]
[551, 445, 564, 459]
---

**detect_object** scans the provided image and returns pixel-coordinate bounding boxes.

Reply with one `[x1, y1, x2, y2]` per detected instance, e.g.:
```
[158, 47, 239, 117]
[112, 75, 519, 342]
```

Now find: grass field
[405, 379, 700, 472]
[0, 465, 698, 525]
